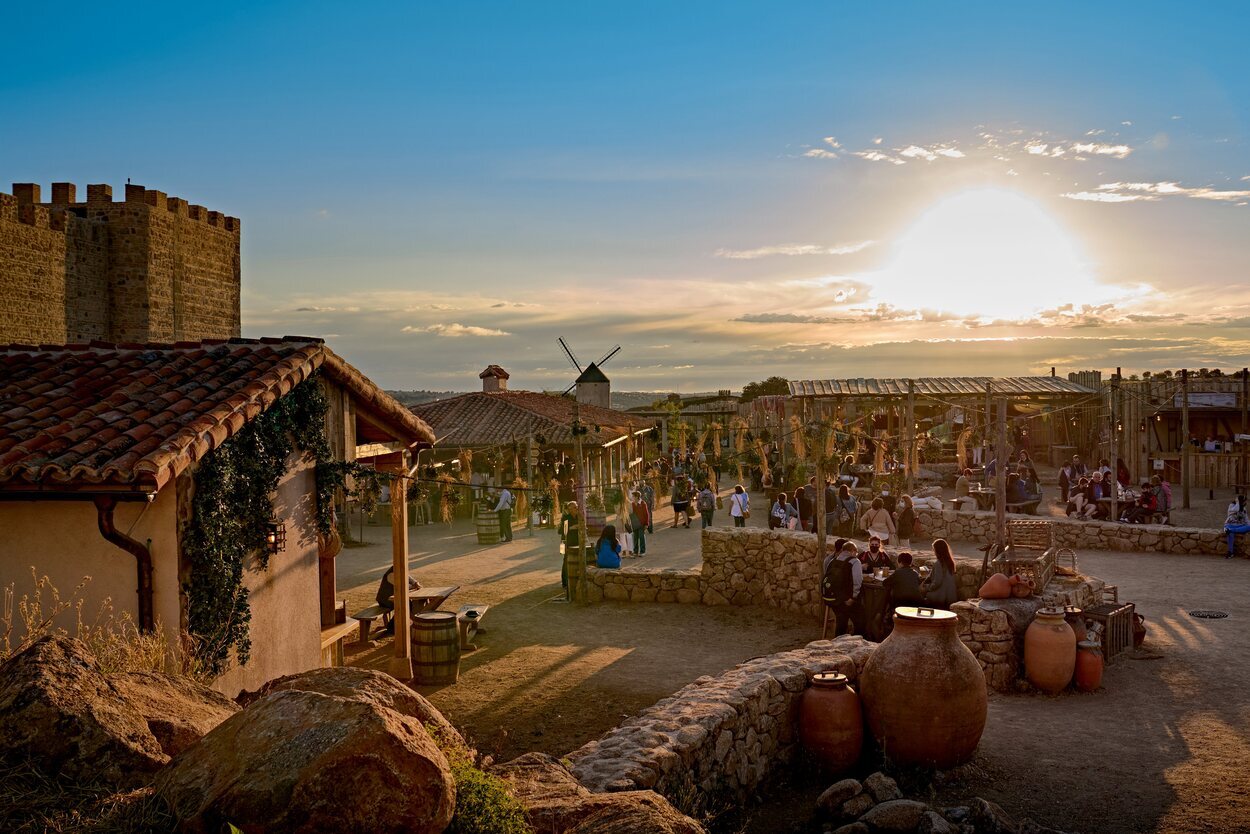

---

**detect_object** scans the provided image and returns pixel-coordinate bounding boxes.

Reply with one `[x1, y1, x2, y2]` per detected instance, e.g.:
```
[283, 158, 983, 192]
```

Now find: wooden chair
[993, 520, 1058, 591]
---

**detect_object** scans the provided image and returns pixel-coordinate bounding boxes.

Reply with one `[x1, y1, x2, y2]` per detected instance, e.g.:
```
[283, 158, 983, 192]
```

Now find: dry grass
[0, 760, 174, 834]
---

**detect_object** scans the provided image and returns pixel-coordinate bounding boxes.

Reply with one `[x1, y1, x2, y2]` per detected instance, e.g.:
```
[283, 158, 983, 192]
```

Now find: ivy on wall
[185, 372, 392, 677]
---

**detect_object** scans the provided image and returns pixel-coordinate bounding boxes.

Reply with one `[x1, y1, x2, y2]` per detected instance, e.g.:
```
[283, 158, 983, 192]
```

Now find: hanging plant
[510, 477, 529, 518]
[438, 474, 461, 524]
[585, 491, 605, 513]
[789, 415, 807, 460]
[458, 448, 474, 473]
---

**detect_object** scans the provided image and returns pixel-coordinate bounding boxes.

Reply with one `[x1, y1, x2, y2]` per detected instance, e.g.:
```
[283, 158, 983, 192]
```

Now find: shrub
[445, 755, 530, 834]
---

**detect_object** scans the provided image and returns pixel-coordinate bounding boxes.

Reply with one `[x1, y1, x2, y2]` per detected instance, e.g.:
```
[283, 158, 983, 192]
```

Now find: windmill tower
[558, 339, 620, 409]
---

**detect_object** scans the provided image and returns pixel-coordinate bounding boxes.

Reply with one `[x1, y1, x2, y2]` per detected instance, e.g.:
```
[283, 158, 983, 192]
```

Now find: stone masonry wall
[0, 182, 240, 345]
[566, 635, 876, 802]
[915, 507, 1245, 557]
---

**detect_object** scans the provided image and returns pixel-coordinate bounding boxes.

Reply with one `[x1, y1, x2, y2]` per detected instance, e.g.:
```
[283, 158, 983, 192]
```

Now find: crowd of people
[820, 536, 960, 638]
[766, 478, 918, 546]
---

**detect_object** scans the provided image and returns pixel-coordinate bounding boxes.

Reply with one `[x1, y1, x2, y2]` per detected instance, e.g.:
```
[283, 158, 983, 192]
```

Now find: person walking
[894, 495, 915, 549]
[630, 490, 650, 557]
[729, 484, 750, 528]
[559, 501, 581, 594]
[640, 481, 656, 534]
[859, 496, 896, 543]
[671, 478, 691, 528]
[696, 483, 717, 528]
[494, 485, 514, 542]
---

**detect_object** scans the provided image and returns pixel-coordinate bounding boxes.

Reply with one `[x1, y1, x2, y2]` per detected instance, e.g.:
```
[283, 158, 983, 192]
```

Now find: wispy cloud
[852, 150, 906, 165]
[1063, 181, 1250, 204]
[402, 323, 511, 337]
[714, 240, 875, 259]
[802, 148, 839, 159]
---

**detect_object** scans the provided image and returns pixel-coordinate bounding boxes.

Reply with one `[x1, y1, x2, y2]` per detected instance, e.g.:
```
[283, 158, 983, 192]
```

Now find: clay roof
[0, 338, 434, 494]
[410, 391, 645, 448]
[575, 362, 610, 384]
[479, 364, 510, 380]
[789, 377, 1096, 398]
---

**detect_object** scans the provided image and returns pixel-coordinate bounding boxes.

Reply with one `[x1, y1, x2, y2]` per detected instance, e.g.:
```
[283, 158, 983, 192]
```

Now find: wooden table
[320, 618, 359, 667]
[408, 585, 460, 615]
[968, 489, 996, 511]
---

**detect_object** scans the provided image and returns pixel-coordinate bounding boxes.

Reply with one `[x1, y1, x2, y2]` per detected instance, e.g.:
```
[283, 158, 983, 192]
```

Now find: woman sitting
[921, 538, 959, 610]
[595, 524, 623, 568]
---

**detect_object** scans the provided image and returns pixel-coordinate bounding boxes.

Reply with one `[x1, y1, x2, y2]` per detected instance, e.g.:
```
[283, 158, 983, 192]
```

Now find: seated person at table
[1225, 495, 1249, 559]
[954, 468, 975, 510]
[1066, 478, 1091, 517]
[595, 524, 623, 568]
[862, 536, 894, 571]
[1121, 482, 1158, 524]
[1006, 472, 1029, 504]
[1084, 474, 1111, 520]
[376, 566, 421, 634]
[921, 539, 959, 610]
[884, 551, 924, 610]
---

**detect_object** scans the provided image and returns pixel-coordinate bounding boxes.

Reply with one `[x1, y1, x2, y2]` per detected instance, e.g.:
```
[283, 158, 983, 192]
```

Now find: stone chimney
[575, 362, 611, 409]
[480, 364, 510, 392]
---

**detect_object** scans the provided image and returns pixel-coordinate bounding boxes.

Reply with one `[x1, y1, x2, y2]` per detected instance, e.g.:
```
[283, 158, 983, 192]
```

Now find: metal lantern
[264, 520, 287, 554]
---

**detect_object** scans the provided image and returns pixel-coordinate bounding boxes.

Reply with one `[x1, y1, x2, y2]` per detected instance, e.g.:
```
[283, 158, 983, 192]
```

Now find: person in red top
[630, 491, 651, 557]
[1121, 481, 1158, 524]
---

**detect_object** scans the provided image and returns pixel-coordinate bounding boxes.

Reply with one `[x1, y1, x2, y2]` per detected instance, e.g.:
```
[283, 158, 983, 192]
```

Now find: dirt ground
[337, 486, 1250, 834]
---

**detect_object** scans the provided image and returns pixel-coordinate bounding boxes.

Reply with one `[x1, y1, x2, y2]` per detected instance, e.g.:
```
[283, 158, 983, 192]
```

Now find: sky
[3, 2, 1249, 391]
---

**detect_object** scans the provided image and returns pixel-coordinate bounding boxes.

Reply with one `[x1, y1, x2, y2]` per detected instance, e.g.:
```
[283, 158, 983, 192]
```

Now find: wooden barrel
[412, 612, 461, 685]
[476, 510, 500, 544]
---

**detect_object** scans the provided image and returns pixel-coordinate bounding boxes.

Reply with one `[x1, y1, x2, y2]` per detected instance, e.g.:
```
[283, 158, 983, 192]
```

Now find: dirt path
[337, 495, 1250, 834]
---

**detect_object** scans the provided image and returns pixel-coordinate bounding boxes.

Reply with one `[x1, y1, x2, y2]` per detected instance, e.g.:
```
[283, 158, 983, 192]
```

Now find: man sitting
[883, 551, 924, 613]
[376, 566, 421, 634]
[1225, 495, 1249, 559]
[1121, 482, 1158, 524]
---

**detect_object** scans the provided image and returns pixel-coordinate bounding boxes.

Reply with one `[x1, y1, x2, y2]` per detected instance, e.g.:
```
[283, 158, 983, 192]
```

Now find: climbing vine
[185, 372, 393, 677]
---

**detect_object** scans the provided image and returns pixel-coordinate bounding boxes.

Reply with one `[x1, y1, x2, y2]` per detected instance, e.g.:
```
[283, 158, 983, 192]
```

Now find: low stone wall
[590, 527, 1044, 612]
[916, 507, 1245, 556]
[566, 636, 876, 801]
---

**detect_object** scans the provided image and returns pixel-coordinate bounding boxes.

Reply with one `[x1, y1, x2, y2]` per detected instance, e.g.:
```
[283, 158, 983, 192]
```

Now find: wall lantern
[1139, 420, 1147, 433]
[265, 520, 287, 554]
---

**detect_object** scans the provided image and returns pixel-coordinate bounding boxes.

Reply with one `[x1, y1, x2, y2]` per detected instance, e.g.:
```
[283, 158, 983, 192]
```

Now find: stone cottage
[0, 336, 433, 695]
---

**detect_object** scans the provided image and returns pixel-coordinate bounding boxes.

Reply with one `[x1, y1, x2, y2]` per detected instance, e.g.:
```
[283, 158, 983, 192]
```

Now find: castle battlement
[1, 180, 241, 345]
[5, 182, 240, 234]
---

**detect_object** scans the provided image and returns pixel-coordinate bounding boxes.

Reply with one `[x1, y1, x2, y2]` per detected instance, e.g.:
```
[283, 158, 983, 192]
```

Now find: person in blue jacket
[595, 524, 622, 568]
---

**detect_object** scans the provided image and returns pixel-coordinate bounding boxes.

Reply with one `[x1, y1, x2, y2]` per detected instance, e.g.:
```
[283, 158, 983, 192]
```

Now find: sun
[874, 188, 1095, 320]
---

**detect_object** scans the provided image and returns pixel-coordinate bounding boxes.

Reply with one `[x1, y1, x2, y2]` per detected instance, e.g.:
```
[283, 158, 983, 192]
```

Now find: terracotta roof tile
[410, 391, 647, 449]
[0, 338, 434, 493]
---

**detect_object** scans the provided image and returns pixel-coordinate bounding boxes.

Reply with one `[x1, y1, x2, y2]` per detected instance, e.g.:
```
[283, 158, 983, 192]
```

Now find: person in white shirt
[729, 484, 750, 528]
[494, 487, 514, 542]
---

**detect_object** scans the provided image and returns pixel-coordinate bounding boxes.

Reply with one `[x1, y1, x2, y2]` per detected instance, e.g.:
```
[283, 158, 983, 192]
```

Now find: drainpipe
[94, 495, 155, 632]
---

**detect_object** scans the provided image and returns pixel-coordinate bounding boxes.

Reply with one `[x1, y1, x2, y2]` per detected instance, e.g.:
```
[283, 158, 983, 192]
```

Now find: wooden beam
[388, 451, 414, 681]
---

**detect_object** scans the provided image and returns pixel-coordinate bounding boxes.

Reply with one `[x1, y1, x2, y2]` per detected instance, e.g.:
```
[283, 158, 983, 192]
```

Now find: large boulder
[0, 637, 166, 785]
[494, 752, 704, 834]
[155, 689, 455, 834]
[239, 666, 469, 754]
[111, 671, 239, 758]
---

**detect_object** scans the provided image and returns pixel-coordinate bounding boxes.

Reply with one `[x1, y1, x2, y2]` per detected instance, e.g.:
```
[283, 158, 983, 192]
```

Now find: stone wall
[566, 635, 876, 802]
[0, 182, 240, 345]
[915, 507, 1245, 557]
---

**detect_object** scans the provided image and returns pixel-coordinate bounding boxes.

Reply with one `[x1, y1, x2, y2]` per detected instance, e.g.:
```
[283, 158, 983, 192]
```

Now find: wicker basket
[1086, 602, 1135, 662]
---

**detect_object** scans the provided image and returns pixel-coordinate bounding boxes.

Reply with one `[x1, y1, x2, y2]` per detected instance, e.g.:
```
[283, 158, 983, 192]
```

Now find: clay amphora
[1064, 606, 1086, 643]
[1025, 606, 1077, 694]
[799, 672, 863, 774]
[978, 573, 1012, 599]
[1074, 641, 1104, 692]
[859, 606, 987, 770]
[1010, 575, 1035, 598]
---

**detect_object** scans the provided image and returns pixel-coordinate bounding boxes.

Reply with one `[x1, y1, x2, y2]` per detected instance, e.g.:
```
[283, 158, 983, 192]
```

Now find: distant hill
[387, 390, 465, 406]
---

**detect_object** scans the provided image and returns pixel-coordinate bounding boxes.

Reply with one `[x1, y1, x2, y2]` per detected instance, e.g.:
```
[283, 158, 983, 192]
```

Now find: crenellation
[12, 183, 41, 204]
[51, 183, 77, 204]
[0, 180, 240, 345]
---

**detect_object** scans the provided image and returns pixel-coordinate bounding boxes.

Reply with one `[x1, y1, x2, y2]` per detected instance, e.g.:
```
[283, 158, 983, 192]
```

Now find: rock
[942, 806, 972, 824]
[1018, 819, 1068, 834]
[971, 796, 1018, 834]
[0, 636, 167, 786]
[155, 689, 454, 834]
[237, 666, 468, 754]
[858, 799, 928, 831]
[863, 770, 903, 802]
[817, 778, 863, 814]
[111, 671, 239, 758]
[841, 792, 875, 820]
[833, 824, 870, 834]
[919, 810, 956, 834]
[495, 753, 703, 834]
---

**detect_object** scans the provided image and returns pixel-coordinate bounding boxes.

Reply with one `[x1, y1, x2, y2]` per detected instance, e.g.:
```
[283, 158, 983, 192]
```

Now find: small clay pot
[1010, 576, 1035, 598]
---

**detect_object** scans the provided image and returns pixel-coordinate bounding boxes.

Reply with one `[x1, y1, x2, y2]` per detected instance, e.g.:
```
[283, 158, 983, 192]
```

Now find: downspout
[94, 495, 156, 632]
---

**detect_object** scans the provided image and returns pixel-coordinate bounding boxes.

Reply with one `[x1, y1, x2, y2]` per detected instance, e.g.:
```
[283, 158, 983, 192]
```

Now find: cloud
[803, 148, 839, 159]
[1063, 181, 1250, 204]
[402, 323, 511, 337]
[872, 137, 883, 145]
[294, 305, 334, 312]
[1069, 142, 1133, 158]
[852, 150, 906, 165]
[714, 240, 875, 259]
[822, 137, 842, 149]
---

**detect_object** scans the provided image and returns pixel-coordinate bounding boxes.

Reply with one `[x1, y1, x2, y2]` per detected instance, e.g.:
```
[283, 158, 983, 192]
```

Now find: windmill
[554, 338, 620, 604]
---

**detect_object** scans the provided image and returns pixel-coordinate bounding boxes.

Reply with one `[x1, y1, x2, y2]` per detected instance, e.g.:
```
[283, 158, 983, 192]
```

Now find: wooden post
[995, 397, 1007, 549]
[983, 381, 992, 472]
[388, 450, 414, 681]
[1182, 369, 1191, 509]
[815, 450, 827, 545]
[1242, 368, 1249, 487]
[906, 380, 916, 495]
[526, 433, 535, 535]
[1110, 369, 1120, 522]
[573, 401, 589, 603]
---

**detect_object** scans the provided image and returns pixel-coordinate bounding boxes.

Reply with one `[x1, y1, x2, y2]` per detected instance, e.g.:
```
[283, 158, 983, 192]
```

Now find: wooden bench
[320, 619, 359, 667]
[1005, 500, 1041, 515]
[456, 604, 490, 651]
[352, 604, 392, 644]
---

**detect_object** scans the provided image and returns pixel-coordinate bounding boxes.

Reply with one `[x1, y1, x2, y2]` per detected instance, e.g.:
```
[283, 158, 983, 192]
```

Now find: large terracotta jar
[978, 573, 1011, 599]
[1025, 607, 1077, 694]
[1074, 641, 1104, 692]
[799, 672, 863, 775]
[859, 607, 987, 770]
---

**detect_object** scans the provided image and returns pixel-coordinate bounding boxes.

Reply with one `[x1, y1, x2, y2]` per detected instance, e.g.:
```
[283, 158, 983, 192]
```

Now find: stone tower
[575, 362, 611, 409]
[0, 182, 241, 345]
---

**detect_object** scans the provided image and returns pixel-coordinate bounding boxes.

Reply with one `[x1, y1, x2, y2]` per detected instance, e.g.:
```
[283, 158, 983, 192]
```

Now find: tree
[740, 376, 790, 403]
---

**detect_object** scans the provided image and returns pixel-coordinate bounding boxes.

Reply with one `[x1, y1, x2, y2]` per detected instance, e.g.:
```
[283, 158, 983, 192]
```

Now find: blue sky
[3, 2, 1248, 389]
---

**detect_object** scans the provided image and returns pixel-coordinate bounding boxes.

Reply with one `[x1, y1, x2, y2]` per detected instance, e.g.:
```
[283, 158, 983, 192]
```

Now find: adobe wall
[0, 182, 241, 345]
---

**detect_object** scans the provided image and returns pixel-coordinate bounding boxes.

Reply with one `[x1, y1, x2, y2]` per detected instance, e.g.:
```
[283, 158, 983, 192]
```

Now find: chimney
[575, 362, 611, 409]
[480, 364, 509, 393]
